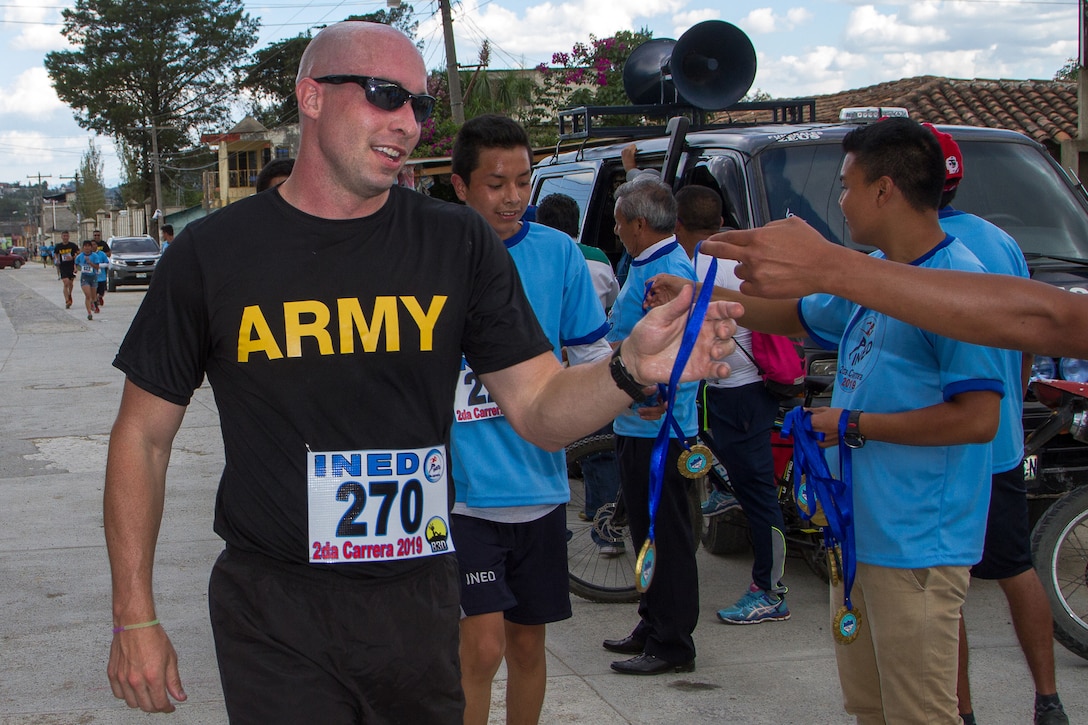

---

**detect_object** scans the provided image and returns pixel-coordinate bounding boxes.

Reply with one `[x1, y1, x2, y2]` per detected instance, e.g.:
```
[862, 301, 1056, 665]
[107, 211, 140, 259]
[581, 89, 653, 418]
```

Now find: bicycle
[565, 377, 832, 603]
[564, 433, 703, 603]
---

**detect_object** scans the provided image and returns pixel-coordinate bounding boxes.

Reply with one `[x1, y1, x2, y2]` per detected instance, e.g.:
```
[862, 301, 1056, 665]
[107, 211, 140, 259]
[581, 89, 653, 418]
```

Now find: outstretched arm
[104, 380, 188, 713]
[482, 286, 741, 451]
[703, 217, 1088, 359]
[645, 272, 805, 337]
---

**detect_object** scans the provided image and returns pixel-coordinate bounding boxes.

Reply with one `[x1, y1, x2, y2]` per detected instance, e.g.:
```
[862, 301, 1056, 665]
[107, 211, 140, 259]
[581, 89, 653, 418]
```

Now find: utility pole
[26, 173, 51, 244]
[61, 173, 81, 228]
[440, 0, 465, 125]
[133, 124, 165, 235]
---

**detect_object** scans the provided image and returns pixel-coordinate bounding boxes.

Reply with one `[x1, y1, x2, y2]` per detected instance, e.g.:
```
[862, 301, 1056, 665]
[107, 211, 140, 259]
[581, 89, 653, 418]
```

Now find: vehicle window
[700, 156, 749, 230]
[112, 239, 159, 254]
[536, 171, 595, 236]
[759, 144, 856, 249]
[954, 140, 1088, 261]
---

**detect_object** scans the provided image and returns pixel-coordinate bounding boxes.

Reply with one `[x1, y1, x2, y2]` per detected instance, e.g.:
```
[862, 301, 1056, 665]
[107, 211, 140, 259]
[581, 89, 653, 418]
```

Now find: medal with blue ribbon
[634, 247, 717, 592]
[782, 407, 860, 644]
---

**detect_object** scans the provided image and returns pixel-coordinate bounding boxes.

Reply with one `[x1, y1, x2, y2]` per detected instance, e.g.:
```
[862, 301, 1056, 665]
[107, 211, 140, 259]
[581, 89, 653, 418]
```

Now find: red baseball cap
[923, 122, 964, 191]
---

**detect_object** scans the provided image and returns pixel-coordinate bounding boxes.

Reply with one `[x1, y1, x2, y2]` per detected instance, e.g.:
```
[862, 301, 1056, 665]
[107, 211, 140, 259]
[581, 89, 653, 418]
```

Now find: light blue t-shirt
[798, 235, 1005, 568]
[606, 238, 698, 439]
[75, 250, 108, 279]
[940, 207, 1029, 473]
[450, 222, 609, 508]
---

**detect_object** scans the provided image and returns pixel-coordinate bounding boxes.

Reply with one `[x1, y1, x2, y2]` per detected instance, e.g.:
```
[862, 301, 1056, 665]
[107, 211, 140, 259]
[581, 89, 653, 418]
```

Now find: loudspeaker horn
[622, 38, 678, 105]
[670, 20, 756, 111]
[622, 20, 757, 111]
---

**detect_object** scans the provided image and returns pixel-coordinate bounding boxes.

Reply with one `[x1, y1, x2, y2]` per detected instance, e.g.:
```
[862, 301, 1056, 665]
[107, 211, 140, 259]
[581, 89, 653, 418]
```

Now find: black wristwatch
[610, 344, 651, 403]
[843, 409, 866, 449]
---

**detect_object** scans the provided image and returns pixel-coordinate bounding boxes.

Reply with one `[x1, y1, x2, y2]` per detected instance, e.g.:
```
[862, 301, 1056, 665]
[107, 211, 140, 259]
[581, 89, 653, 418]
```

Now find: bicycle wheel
[566, 434, 639, 603]
[1031, 485, 1088, 660]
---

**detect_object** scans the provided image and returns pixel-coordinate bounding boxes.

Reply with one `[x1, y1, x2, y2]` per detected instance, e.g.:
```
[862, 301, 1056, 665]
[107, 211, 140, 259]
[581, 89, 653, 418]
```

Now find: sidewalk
[0, 263, 1084, 724]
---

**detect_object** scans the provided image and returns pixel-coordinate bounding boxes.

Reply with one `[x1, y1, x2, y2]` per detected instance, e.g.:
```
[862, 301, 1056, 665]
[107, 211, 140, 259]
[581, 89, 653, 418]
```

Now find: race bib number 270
[307, 446, 452, 563]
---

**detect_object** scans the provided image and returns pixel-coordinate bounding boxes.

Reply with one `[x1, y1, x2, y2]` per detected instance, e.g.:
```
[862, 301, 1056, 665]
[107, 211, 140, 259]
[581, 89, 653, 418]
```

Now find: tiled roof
[811, 75, 1078, 149]
[715, 76, 1078, 150]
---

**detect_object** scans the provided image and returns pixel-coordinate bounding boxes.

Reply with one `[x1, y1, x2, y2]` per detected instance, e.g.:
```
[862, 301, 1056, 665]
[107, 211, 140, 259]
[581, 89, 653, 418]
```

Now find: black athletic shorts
[971, 464, 1034, 580]
[208, 546, 463, 724]
[452, 505, 572, 625]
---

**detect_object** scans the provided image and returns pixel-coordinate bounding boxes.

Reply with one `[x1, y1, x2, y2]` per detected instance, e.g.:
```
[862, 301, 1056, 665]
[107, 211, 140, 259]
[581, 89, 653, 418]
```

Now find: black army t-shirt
[114, 186, 551, 576]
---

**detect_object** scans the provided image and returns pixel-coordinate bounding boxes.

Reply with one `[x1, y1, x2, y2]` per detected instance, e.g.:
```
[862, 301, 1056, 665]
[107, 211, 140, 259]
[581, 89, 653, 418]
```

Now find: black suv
[531, 109, 1088, 518]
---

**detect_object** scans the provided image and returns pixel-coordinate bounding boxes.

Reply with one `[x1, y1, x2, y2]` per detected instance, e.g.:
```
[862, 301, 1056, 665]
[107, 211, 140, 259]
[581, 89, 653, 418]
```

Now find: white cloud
[785, 8, 814, 27]
[844, 5, 948, 49]
[743, 8, 777, 34]
[672, 9, 722, 36]
[740, 6, 812, 34]
[755, 46, 868, 97]
[4, 1, 67, 52]
[0, 67, 67, 118]
[422, 0, 688, 69]
[879, 48, 1004, 81]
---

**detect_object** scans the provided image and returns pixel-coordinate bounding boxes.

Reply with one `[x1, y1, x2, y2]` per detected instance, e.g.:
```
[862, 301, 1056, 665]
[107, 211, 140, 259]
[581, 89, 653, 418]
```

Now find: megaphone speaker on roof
[622, 20, 757, 111]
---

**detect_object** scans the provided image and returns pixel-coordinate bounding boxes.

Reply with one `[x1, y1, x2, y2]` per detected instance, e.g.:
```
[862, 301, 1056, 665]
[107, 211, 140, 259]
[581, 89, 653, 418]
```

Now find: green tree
[241, 5, 420, 129]
[241, 33, 312, 128]
[345, 5, 420, 45]
[536, 30, 654, 111]
[528, 29, 654, 143]
[44, 0, 259, 214]
[116, 138, 146, 206]
[76, 139, 109, 220]
[1055, 59, 1079, 82]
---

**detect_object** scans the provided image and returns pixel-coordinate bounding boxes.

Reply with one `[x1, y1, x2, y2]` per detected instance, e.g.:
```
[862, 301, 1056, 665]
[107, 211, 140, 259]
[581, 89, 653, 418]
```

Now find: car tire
[107, 273, 117, 292]
[12, 260, 22, 269]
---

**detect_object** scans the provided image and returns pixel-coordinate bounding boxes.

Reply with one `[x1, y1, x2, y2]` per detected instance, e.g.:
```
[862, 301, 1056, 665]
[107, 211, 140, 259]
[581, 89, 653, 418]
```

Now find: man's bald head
[296, 21, 423, 86]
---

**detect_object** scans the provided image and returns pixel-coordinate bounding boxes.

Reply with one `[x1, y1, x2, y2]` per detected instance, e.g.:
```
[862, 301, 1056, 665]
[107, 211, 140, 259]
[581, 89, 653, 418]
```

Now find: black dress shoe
[610, 653, 695, 675]
[602, 634, 645, 654]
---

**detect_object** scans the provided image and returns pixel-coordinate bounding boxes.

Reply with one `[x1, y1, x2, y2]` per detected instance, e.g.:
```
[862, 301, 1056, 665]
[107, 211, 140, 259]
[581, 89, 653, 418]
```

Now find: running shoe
[701, 489, 739, 517]
[598, 542, 626, 557]
[93, 302, 100, 313]
[716, 584, 791, 624]
[87, 314, 93, 321]
[1035, 703, 1069, 725]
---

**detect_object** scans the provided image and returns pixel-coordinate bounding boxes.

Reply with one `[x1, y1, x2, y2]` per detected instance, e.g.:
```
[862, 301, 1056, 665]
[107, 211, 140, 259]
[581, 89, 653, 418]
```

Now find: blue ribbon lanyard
[781, 408, 856, 611]
[641, 250, 717, 544]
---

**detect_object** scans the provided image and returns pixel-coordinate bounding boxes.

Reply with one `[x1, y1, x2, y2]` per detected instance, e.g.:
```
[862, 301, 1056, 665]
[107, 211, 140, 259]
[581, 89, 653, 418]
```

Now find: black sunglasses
[313, 75, 436, 123]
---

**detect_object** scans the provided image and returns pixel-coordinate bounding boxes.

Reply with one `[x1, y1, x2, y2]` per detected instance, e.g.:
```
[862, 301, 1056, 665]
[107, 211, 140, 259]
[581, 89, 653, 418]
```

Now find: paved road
[0, 263, 1084, 724]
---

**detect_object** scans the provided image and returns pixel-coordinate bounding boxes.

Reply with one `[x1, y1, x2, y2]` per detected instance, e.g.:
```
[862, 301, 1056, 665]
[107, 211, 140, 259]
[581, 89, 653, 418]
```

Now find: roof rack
[557, 98, 818, 140]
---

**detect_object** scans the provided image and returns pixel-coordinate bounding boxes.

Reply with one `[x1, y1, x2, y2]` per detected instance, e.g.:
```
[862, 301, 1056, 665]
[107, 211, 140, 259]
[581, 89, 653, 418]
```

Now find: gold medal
[832, 605, 861, 645]
[678, 443, 713, 479]
[795, 476, 829, 527]
[826, 544, 842, 586]
[634, 539, 657, 592]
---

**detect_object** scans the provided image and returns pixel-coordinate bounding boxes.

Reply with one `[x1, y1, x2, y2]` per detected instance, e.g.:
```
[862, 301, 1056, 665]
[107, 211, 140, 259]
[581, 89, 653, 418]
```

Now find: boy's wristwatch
[843, 409, 866, 449]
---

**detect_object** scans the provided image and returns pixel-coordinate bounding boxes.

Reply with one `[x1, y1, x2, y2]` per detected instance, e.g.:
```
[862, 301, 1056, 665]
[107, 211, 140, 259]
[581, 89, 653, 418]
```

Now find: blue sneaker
[701, 489, 739, 517]
[716, 585, 790, 624]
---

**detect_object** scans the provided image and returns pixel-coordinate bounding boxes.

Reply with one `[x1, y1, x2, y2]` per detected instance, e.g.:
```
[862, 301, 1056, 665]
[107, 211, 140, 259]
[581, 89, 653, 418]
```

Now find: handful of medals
[782, 407, 861, 645]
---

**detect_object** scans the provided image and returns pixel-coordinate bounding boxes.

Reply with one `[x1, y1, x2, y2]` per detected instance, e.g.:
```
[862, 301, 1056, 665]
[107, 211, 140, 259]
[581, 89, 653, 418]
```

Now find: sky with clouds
[0, 0, 1079, 188]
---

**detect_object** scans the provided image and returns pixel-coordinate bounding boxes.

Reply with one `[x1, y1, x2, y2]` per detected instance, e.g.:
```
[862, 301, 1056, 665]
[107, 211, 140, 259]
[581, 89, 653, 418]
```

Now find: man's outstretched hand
[623, 283, 741, 385]
[701, 217, 852, 299]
